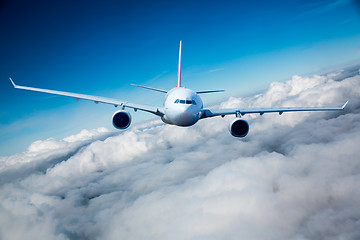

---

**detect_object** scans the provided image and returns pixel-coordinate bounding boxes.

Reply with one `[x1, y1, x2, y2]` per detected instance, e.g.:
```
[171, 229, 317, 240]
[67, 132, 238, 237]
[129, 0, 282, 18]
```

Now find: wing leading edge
[9, 78, 164, 116]
[201, 101, 349, 119]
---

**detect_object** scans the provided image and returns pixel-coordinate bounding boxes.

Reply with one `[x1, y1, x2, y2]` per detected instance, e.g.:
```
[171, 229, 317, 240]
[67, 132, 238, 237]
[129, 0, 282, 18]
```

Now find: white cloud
[0, 66, 360, 240]
[0, 127, 114, 187]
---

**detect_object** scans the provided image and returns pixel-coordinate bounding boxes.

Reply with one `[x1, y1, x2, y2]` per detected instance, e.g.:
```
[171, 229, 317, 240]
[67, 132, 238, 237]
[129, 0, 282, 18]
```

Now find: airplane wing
[9, 78, 164, 116]
[201, 100, 349, 118]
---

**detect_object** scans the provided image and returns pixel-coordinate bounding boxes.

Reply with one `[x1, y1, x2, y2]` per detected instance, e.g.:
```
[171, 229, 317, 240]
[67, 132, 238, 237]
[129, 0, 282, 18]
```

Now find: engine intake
[112, 110, 131, 129]
[229, 118, 249, 137]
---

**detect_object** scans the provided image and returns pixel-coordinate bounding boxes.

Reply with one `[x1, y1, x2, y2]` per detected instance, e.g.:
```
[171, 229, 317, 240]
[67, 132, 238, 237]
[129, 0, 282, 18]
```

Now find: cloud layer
[1, 66, 360, 240]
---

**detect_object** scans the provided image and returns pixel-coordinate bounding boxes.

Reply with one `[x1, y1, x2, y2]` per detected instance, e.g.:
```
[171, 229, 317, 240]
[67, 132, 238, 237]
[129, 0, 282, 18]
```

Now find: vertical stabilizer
[176, 41, 182, 87]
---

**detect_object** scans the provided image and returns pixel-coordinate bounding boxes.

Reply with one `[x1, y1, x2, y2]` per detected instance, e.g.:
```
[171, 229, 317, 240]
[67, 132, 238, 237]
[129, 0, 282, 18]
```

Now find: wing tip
[342, 100, 349, 109]
[9, 77, 16, 87]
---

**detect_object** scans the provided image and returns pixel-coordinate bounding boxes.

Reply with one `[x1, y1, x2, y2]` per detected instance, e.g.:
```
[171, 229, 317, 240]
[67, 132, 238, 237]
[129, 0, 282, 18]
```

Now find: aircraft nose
[176, 107, 199, 126]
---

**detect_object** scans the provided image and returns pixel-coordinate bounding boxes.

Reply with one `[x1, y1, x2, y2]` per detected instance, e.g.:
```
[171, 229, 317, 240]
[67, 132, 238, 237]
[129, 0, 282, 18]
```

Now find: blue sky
[1, 0, 360, 155]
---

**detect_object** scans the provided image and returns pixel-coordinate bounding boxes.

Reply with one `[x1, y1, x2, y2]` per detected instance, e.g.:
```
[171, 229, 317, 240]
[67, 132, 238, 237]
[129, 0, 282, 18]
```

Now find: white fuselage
[161, 87, 203, 126]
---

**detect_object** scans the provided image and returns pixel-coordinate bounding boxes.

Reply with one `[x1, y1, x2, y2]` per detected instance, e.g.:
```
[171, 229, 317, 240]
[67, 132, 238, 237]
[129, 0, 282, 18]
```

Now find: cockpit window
[174, 99, 196, 105]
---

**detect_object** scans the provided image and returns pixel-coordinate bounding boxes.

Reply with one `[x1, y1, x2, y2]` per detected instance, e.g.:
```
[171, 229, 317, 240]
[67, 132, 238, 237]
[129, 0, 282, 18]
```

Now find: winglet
[176, 40, 182, 88]
[342, 100, 349, 109]
[9, 77, 16, 88]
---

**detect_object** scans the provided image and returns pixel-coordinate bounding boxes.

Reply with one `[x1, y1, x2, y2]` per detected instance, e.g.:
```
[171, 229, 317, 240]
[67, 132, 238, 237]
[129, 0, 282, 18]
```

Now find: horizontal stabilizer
[196, 89, 225, 94]
[131, 84, 168, 93]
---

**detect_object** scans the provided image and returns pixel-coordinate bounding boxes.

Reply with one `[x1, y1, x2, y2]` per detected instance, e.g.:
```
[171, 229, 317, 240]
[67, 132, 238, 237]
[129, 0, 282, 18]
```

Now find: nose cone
[165, 106, 200, 126]
[177, 110, 198, 126]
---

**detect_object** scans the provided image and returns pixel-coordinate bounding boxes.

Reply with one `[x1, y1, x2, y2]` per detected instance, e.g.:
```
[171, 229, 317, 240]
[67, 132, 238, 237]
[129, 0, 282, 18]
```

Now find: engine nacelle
[229, 118, 249, 137]
[112, 110, 132, 129]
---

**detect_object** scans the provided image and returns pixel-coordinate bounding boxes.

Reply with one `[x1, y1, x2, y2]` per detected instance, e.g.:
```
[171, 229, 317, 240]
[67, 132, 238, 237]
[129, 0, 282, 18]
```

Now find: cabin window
[174, 99, 179, 103]
[186, 100, 192, 104]
[180, 100, 185, 104]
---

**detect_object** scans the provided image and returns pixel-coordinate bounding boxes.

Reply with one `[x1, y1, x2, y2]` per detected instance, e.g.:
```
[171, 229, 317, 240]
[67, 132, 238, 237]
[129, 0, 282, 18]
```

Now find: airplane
[9, 41, 349, 137]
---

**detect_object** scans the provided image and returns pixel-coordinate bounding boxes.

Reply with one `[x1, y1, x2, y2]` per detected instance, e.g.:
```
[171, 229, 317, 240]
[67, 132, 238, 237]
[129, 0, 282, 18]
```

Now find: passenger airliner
[10, 41, 348, 137]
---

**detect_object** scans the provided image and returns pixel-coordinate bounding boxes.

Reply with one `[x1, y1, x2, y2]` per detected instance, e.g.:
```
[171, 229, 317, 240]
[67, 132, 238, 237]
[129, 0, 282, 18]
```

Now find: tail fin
[176, 41, 182, 87]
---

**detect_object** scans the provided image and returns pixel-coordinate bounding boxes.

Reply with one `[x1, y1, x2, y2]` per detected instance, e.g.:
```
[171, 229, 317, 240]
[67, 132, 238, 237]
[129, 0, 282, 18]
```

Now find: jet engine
[112, 110, 132, 129]
[229, 118, 249, 137]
